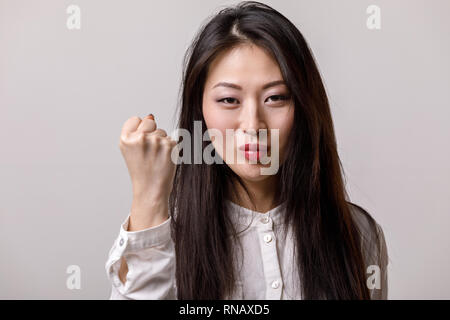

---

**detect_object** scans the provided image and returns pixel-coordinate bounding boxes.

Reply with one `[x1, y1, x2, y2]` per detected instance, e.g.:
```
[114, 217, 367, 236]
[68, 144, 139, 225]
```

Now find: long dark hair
[169, 1, 379, 299]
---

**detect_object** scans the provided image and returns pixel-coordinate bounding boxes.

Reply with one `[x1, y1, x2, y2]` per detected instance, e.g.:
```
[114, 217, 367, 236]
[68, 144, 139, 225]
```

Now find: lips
[238, 143, 269, 162]
[239, 143, 268, 152]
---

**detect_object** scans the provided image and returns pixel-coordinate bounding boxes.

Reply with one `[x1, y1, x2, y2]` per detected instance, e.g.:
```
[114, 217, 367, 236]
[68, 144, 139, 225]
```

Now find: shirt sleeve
[104, 213, 177, 300]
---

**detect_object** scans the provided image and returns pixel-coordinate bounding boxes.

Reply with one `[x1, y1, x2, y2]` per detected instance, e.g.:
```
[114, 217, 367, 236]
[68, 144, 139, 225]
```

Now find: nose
[240, 99, 267, 138]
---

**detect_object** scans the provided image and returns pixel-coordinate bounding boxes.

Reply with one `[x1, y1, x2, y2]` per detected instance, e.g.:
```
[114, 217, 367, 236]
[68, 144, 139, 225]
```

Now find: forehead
[205, 44, 283, 89]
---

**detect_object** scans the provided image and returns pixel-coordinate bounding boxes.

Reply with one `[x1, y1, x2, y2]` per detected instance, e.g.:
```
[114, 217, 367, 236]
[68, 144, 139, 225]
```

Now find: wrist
[132, 186, 170, 204]
[128, 213, 169, 231]
[129, 197, 169, 231]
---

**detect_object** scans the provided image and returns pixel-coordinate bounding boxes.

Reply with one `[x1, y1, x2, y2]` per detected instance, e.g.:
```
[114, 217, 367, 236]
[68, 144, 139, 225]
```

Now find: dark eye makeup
[216, 94, 292, 105]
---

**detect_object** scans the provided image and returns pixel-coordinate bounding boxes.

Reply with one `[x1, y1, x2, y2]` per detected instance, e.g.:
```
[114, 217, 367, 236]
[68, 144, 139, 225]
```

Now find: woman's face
[202, 44, 294, 182]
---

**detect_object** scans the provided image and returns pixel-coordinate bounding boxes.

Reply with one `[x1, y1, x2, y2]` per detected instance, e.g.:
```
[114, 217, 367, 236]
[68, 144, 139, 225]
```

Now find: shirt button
[271, 280, 280, 289]
[119, 238, 124, 246]
[263, 234, 272, 243]
[260, 216, 269, 224]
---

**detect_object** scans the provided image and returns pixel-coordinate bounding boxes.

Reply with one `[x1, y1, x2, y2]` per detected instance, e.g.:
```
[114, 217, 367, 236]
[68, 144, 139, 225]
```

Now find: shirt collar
[225, 199, 287, 226]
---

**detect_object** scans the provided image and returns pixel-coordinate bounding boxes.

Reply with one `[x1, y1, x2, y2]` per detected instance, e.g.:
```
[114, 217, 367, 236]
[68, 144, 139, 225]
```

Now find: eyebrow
[212, 80, 286, 90]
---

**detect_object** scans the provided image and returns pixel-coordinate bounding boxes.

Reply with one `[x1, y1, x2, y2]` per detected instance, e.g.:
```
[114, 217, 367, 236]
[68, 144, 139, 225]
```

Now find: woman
[105, 1, 389, 300]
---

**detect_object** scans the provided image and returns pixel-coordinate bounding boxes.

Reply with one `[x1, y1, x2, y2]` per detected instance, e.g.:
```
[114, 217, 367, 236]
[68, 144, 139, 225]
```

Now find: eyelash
[217, 95, 291, 106]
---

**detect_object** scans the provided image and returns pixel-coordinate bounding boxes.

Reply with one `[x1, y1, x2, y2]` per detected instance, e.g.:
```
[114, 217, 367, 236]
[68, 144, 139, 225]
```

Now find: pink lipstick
[239, 143, 268, 162]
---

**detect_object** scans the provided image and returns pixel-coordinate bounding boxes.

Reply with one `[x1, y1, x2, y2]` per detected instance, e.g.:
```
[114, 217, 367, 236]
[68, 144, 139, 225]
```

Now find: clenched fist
[119, 114, 178, 230]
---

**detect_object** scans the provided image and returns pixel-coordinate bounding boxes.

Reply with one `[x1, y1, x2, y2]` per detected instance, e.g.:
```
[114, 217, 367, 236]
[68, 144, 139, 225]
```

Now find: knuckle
[160, 139, 172, 148]
[119, 134, 130, 145]
[149, 132, 159, 140]
[136, 132, 147, 143]
[148, 134, 161, 145]
[153, 129, 165, 137]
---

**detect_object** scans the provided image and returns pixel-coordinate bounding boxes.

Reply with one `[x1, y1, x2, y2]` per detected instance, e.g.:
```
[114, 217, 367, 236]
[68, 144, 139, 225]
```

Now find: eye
[216, 95, 292, 106]
[217, 97, 239, 105]
[266, 95, 291, 103]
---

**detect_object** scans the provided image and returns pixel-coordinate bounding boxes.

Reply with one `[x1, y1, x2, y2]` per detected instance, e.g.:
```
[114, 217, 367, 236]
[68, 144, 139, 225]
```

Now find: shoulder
[347, 202, 389, 268]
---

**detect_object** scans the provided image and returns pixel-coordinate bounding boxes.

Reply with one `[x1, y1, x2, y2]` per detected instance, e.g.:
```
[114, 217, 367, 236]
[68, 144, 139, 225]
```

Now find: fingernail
[147, 113, 154, 120]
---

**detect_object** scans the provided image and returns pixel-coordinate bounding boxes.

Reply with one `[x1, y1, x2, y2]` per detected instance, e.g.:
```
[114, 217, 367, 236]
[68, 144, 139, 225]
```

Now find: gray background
[1, 0, 449, 299]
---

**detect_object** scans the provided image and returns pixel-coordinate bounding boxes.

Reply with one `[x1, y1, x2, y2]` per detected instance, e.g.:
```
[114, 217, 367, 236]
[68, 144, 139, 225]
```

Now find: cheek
[281, 113, 294, 143]
[272, 108, 295, 158]
[203, 100, 227, 130]
[203, 106, 234, 160]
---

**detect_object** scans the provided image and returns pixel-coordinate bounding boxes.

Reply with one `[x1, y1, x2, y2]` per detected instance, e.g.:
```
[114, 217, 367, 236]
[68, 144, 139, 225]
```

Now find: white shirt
[105, 200, 388, 300]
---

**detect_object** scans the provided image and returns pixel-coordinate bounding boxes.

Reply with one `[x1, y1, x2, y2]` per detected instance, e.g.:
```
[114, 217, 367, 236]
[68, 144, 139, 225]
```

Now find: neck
[228, 174, 280, 214]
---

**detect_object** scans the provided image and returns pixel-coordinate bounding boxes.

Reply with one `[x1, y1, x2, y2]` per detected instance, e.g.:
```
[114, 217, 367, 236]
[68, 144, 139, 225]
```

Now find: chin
[232, 164, 274, 182]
